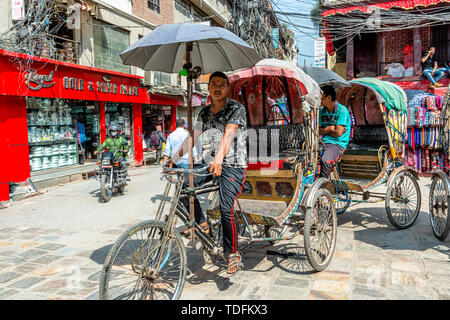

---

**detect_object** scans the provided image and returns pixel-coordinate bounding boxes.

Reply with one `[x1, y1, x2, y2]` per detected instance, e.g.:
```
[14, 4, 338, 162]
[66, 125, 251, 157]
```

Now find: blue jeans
[423, 68, 446, 84]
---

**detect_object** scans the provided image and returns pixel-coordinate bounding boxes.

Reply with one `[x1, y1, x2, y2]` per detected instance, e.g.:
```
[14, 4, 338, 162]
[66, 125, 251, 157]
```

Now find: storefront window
[105, 103, 133, 157]
[26, 97, 79, 172]
[93, 19, 131, 74]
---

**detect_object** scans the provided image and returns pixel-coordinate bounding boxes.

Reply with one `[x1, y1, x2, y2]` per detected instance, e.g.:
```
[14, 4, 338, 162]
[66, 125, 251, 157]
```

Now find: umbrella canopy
[120, 23, 262, 74]
[255, 59, 322, 110]
[302, 66, 350, 88]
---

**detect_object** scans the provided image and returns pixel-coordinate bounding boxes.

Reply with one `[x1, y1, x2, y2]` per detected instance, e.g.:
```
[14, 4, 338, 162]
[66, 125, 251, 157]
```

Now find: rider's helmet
[109, 124, 119, 138]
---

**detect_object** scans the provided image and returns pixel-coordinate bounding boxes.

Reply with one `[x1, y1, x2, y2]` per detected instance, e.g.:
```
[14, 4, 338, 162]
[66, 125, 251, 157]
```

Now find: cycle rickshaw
[99, 59, 339, 300]
[429, 84, 450, 240]
[331, 78, 422, 229]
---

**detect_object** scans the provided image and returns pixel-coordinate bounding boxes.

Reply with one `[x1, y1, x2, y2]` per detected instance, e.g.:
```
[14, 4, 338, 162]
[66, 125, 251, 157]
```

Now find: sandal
[227, 252, 243, 275]
[180, 222, 210, 238]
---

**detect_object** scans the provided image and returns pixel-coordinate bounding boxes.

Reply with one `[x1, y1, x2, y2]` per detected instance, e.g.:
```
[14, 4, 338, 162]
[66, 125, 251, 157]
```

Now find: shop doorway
[354, 32, 377, 76]
[142, 104, 175, 139]
[69, 101, 101, 163]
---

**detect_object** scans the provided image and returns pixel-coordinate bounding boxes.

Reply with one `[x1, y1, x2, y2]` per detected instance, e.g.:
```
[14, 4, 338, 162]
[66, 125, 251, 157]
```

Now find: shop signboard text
[63, 77, 139, 96]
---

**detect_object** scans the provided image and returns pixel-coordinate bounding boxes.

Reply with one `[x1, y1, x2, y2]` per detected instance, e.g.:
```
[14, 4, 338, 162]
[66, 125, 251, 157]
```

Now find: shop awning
[148, 84, 185, 106]
[149, 93, 184, 106]
[322, 0, 449, 17]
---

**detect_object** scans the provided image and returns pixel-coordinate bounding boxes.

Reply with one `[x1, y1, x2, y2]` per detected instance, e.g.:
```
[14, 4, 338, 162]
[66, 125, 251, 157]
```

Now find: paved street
[0, 166, 449, 300]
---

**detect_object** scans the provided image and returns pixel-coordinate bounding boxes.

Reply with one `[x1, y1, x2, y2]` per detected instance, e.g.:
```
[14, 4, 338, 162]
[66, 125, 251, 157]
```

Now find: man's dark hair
[321, 85, 337, 102]
[209, 71, 229, 85]
[176, 118, 185, 128]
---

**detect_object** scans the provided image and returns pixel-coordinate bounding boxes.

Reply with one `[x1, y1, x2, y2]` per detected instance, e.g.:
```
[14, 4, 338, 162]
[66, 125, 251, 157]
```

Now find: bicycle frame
[146, 158, 321, 277]
[144, 173, 224, 276]
[329, 151, 405, 206]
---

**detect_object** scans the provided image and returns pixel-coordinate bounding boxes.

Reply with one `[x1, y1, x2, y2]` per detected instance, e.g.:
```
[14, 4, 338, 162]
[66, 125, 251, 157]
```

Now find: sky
[272, 0, 319, 67]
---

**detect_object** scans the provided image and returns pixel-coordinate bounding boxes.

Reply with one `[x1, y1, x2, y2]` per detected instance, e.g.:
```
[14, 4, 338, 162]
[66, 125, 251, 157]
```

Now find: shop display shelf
[27, 124, 71, 127]
[30, 162, 78, 172]
[29, 139, 78, 146]
[29, 151, 78, 158]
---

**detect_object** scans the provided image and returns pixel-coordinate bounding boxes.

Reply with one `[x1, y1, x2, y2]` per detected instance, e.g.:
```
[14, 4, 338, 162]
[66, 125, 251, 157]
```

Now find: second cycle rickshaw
[330, 78, 422, 229]
[429, 84, 450, 240]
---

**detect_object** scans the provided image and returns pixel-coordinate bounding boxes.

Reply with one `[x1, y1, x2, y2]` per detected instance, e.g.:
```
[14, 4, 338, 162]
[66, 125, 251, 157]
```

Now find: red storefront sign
[0, 49, 147, 102]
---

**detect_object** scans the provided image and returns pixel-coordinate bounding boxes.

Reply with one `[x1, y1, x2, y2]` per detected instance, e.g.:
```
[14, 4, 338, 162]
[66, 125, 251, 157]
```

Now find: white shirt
[163, 127, 202, 164]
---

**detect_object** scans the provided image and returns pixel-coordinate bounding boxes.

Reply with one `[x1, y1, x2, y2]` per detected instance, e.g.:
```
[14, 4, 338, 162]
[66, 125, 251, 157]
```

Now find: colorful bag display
[404, 90, 445, 173]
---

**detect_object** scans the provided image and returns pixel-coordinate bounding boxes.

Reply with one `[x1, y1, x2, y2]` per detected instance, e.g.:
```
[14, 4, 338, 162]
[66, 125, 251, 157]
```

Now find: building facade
[0, 0, 183, 203]
[174, 0, 232, 26]
[321, 0, 450, 94]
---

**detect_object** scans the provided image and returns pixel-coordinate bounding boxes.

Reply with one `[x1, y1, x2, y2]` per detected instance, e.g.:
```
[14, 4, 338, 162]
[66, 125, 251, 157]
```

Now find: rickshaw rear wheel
[304, 189, 337, 272]
[385, 171, 421, 230]
[429, 174, 450, 241]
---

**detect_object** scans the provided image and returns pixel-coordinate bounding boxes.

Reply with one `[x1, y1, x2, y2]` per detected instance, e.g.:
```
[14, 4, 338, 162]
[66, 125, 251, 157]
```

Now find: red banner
[322, 0, 449, 17]
[0, 49, 148, 103]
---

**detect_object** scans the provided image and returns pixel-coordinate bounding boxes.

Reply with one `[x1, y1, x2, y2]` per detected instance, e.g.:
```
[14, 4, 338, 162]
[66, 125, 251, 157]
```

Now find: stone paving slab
[0, 167, 448, 300]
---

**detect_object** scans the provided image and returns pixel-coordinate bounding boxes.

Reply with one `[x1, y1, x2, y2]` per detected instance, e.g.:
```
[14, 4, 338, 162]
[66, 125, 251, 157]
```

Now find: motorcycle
[94, 142, 129, 203]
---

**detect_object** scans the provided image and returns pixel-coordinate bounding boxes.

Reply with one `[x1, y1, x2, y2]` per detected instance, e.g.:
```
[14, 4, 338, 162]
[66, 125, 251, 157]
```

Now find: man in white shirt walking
[162, 118, 202, 168]
[161, 118, 205, 237]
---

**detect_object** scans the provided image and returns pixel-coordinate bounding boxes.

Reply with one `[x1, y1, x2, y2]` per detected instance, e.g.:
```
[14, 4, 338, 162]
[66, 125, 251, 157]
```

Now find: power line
[270, 1, 450, 45]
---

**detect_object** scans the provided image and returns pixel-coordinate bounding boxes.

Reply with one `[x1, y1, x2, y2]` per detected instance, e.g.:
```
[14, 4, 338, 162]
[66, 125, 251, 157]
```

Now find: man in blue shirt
[319, 85, 351, 179]
[76, 116, 87, 162]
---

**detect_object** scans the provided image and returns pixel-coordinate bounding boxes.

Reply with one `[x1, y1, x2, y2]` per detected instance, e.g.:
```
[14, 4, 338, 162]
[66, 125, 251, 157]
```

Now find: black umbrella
[302, 66, 350, 87]
[121, 23, 261, 74]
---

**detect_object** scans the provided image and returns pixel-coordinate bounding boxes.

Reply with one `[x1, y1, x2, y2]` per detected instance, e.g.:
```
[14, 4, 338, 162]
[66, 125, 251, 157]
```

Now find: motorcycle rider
[94, 124, 129, 183]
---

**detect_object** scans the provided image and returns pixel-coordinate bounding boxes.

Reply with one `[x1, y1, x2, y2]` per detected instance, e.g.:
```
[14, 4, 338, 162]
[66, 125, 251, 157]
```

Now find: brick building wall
[383, 27, 430, 64]
[132, 0, 174, 26]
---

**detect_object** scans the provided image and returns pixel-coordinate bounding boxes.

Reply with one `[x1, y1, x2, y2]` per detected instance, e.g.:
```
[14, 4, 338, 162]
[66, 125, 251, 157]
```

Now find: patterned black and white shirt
[194, 98, 247, 168]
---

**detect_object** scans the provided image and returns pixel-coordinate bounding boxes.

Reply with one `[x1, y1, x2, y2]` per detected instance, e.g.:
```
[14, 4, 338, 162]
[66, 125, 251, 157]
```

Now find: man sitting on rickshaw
[319, 85, 351, 179]
[167, 71, 247, 276]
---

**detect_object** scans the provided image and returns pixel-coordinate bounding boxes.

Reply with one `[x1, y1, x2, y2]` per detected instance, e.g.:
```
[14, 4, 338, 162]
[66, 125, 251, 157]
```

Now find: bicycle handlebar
[162, 164, 211, 176]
